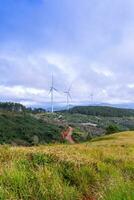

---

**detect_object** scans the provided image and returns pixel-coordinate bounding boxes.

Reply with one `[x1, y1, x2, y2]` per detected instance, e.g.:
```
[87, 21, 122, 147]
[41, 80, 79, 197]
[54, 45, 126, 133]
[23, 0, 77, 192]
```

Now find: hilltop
[67, 105, 134, 117]
[0, 131, 133, 199]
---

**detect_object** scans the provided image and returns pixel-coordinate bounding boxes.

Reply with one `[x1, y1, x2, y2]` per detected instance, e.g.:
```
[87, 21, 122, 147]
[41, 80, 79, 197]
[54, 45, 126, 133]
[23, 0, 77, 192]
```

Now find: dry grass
[0, 131, 134, 199]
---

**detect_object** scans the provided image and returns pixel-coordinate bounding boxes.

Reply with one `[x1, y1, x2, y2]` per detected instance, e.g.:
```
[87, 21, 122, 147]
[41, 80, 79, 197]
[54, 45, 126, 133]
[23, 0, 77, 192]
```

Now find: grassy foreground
[0, 132, 134, 200]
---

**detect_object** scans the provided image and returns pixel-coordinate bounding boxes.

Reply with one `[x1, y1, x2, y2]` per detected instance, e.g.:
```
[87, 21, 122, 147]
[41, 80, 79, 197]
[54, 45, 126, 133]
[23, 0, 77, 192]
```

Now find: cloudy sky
[0, 0, 134, 106]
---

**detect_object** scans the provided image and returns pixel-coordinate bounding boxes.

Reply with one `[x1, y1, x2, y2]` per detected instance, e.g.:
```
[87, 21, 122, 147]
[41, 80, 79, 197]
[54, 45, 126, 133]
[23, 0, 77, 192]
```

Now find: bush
[106, 124, 120, 134]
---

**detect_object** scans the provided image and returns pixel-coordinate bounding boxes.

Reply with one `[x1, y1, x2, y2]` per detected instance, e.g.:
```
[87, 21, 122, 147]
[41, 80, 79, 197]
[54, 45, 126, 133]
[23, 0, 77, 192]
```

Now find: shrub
[106, 124, 120, 134]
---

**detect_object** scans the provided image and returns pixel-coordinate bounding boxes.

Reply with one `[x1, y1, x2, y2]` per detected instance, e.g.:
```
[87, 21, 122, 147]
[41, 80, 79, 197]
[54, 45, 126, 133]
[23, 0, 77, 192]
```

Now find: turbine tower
[64, 85, 72, 110]
[90, 93, 94, 105]
[49, 74, 57, 113]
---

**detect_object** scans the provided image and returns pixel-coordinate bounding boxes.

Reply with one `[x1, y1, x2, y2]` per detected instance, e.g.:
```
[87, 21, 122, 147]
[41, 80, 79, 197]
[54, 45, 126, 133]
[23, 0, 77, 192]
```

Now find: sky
[0, 0, 134, 107]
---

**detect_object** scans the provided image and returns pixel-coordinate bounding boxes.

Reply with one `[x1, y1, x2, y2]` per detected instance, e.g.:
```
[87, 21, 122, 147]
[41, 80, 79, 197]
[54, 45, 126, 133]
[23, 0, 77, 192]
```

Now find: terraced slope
[0, 131, 134, 200]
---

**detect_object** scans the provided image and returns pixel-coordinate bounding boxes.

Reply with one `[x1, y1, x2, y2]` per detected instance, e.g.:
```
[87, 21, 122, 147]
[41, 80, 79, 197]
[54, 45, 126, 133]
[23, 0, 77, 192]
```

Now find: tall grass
[0, 131, 133, 199]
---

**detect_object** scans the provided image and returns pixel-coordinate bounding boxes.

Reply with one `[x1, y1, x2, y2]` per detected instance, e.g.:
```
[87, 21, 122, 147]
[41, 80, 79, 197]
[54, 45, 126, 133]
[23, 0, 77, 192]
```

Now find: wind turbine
[90, 93, 94, 105]
[64, 85, 72, 110]
[49, 74, 57, 113]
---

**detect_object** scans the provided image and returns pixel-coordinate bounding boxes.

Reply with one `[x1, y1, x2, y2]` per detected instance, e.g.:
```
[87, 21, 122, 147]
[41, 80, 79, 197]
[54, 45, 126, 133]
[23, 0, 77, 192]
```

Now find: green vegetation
[58, 112, 134, 130]
[0, 112, 64, 145]
[1, 103, 134, 144]
[36, 111, 134, 139]
[72, 128, 89, 142]
[0, 131, 133, 199]
[0, 102, 26, 112]
[0, 102, 46, 114]
[68, 106, 134, 117]
[106, 124, 121, 134]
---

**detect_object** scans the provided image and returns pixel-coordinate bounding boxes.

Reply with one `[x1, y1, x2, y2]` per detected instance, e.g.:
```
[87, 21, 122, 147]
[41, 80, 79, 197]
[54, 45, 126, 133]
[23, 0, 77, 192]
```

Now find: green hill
[68, 106, 134, 117]
[0, 112, 64, 145]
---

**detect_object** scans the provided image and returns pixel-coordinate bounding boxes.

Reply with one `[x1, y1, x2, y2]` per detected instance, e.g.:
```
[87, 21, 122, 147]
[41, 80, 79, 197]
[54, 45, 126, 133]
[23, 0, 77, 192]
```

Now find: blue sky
[0, 0, 134, 106]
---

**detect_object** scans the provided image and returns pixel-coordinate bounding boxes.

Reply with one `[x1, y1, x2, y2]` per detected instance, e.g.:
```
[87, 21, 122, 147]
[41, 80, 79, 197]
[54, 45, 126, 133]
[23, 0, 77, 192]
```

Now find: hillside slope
[0, 112, 64, 145]
[0, 131, 133, 199]
[68, 106, 134, 117]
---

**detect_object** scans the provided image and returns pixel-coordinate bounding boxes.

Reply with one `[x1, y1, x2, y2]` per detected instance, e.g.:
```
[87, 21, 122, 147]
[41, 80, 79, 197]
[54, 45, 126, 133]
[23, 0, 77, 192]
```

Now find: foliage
[0, 112, 64, 145]
[0, 102, 26, 112]
[27, 107, 46, 114]
[0, 102, 46, 114]
[68, 106, 134, 117]
[56, 110, 134, 137]
[72, 128, 89, 142]
[106, 124, 121, 134]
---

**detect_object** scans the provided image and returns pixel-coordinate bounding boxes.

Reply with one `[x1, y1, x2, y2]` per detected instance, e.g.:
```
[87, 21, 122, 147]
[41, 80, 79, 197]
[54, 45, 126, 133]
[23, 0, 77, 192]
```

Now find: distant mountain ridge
[38, 102, 134, 111]
[1, 101, 134, 112]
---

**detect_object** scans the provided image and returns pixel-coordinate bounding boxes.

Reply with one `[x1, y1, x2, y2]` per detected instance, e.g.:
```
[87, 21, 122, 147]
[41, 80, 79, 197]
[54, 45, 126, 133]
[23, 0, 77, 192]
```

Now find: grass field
[0, 131, 134, 200]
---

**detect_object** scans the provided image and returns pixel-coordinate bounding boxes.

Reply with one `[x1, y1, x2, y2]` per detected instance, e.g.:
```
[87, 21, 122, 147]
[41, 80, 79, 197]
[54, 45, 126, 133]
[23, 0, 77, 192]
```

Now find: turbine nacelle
[64, 91, 72, 100]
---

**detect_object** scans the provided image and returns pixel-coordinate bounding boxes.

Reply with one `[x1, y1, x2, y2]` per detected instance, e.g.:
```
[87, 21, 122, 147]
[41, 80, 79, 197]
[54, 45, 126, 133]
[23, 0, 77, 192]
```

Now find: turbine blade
[53, 87, 58, 92]
[48, 87, 52, 95]
[68, 82, 73, 92]
[68, 92, 72, 100]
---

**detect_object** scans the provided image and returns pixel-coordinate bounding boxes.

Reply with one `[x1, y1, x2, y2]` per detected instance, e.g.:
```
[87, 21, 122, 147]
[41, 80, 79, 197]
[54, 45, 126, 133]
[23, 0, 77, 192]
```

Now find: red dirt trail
[62, 126, 75, 144]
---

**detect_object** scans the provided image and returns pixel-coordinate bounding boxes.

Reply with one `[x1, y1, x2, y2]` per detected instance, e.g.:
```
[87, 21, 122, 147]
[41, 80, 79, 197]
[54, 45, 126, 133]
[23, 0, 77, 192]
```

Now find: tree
[106, 124, 120, 134]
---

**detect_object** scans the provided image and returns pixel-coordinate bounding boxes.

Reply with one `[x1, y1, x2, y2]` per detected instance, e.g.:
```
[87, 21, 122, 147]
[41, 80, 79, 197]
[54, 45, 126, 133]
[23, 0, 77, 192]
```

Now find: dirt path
[62, 126, 75, 144]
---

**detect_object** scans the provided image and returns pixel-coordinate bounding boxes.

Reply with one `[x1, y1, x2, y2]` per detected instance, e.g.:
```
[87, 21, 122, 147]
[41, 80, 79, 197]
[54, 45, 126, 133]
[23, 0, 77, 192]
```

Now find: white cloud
[1, 0, 134, 106]
[91, 63, 114, 77]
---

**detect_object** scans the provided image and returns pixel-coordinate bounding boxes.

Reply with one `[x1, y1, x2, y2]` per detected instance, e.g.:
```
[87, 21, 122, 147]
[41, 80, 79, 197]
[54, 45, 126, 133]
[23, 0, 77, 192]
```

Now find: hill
[0, 112, 64, 145]
[0, 131, 133, 199]
[36, 112, 134, 140]
[68, 106, 134, 117]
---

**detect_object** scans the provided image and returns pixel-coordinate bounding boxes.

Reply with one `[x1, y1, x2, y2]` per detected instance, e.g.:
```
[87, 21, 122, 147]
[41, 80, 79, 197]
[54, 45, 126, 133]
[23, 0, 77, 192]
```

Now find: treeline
[27, 107, 46, 114]
[0, 102, 64, 146]
[0, 102, 46, 113]
[0, 102, 25, 112]
[68, 106, 134, 117]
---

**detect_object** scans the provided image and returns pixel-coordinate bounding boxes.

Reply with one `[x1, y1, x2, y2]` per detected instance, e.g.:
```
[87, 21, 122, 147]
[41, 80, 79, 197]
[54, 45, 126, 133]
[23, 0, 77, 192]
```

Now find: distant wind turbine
[64, 85, 72, 110]
[90, 93, 94, 105]
[49, 74, 58, 113]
